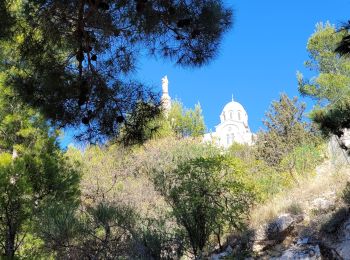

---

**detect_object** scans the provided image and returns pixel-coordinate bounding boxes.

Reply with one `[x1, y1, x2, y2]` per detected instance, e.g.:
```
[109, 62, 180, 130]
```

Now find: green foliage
[142, 112, 174, 140]
[228, 143, 291, 202]
[136, 216, 185, 259]
[298, 22, 350, 137]
[0, 1, 14, 40]
[64, 142, 186, 258]
[151, 153, 254, 258]
[168, 100, 206, 138]
[124, 100, 207, 141]
[39, 200, 184, 259]
[38, 202, 138, 259]
[1, 0, 232, 142]
[255, 93, 321, 168]
[228, 142, 256, 163]
[280, 143, 324, 178]
[0, 76, 80, 258]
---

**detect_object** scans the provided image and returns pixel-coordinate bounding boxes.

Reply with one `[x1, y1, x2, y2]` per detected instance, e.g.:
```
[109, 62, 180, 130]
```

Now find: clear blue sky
[60, 0, 350, 147]
[136, 0, 350, 132]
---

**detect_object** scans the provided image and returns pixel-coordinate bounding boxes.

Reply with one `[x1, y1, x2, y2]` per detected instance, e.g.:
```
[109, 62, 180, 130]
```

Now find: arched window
[238, 111, 241, 121]
[230, 111, 233, 119]
[227, 134, 230, 145]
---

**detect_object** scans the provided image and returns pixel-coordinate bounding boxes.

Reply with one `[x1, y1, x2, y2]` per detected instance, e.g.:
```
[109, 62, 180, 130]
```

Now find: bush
[136, 216, 185, 259]
[286, 202, 304, 216]
[38, 202, 139, 259]
[151, 154, 255, 258]
[280, 143, 324, 180]
[255, 94, 322, 168]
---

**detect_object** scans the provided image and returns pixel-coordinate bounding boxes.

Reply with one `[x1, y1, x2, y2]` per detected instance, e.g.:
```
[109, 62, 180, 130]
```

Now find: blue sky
[136, 0, 350, 132]
[61, 0, 350, 147]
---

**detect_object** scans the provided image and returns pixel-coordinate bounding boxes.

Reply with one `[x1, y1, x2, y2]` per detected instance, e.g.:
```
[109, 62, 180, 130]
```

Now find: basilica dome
[220, 100, 248, 124]
[203, 97, 255, 147]
[222, 100, 245, 113]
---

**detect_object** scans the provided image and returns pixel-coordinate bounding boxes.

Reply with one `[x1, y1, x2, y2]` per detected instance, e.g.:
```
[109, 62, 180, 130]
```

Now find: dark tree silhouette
[336, 21, 350, 56]
[2, 0, 232, 143]
[0, 1, 13, 39]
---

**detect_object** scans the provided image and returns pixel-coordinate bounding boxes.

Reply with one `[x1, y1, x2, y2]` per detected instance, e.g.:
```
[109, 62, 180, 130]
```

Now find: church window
[238, 111, 241, 121]
[227, 134, 230, 145]
[230, 111, 233, 119]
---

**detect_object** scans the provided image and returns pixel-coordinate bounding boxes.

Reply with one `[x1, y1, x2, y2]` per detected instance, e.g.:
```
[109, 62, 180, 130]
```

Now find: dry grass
[249, 161, 350, 229]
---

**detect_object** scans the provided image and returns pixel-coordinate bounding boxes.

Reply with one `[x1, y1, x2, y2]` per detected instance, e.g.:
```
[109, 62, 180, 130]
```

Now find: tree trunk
[5, 224, 16, 259]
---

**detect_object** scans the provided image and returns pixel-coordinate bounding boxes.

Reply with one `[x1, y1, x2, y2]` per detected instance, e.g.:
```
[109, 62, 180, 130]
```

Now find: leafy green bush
[168, 100, 206, 138]
[38, 201, 186, 259]
[280, 143, 324, 179]
[255, 94, 322, 168]
[151, 154, 255, 258]
[38, 202, 139, 259]
[137, 216, 185, 259]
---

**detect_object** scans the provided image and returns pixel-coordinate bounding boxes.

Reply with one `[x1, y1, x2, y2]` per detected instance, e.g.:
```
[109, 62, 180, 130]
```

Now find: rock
[251, 214, 304, 253]
[210, 245, 233, 260]
[332, 218, 350, 259]
[339, 128, 350, 149]
[296, 237, 309, 245]
[267, 214, 295, 241]
[269, 249, 283, 257]
[272, 245, 321, 260]
[311, 197, 334, 212]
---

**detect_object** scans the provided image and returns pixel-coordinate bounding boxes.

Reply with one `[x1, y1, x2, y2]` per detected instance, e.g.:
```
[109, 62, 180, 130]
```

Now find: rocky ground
[210, 159, 350, 260]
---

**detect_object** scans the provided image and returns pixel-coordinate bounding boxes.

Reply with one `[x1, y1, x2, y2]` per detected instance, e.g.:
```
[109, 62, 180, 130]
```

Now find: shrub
[285, 202, 304, 215]
[151, 154, 255, 258]
[280, 143, 324, 180]
[255, 94, 322, 168]
[38, 202, 138, 259]
[136, 216, 185, 259]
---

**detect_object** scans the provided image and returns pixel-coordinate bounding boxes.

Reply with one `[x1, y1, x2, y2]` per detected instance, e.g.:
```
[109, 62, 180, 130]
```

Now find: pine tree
[2, 0, 232, 143]
[298, 22, 350, 141]
[255, 94, 318, 167]
[0, 74, 80, 258]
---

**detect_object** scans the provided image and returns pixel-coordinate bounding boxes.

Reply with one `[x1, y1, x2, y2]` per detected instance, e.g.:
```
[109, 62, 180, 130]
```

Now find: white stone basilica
[160, 76, 255, 147]
[203, 97, 255, 147]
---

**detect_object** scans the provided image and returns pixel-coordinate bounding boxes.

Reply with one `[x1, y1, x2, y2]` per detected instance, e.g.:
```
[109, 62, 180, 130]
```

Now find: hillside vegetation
[19, 94, 330, 259]
[0, 16, 350, 259]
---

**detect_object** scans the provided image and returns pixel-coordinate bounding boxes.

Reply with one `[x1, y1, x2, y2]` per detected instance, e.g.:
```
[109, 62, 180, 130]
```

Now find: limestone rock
[272, 245, 321, 260]
[311, 197, 335, 212]
[267, 214, 295, 241]
[332, 218, 350, 259]
[210, 245, 233, 260]
[339, 128, 350, 149]
[252, 214, 303, 253]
